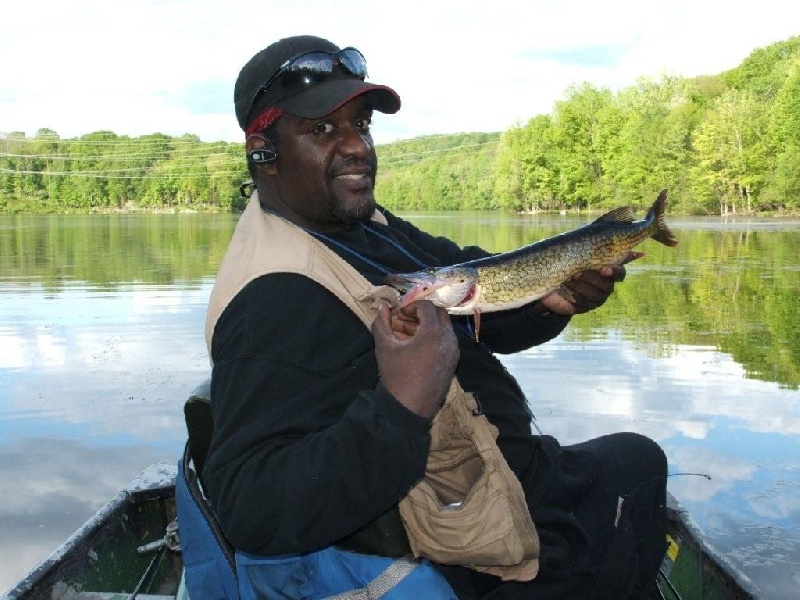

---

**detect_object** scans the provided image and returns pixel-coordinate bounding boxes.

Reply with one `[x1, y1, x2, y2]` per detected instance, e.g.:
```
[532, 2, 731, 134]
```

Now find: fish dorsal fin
[592, 206, 637, 224]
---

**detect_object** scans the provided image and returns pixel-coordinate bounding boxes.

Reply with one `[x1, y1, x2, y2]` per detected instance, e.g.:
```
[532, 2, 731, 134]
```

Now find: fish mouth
[387, 275, 477, 310]
[385, 274, 445, 308]
[385, 270, 441, 304]
[386, 267, 478, 310]
[456, 284, 477, 307]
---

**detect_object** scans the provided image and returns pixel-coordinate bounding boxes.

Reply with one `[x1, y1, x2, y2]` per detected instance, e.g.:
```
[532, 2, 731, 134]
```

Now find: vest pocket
[425, 442, 484, 507]
[399, 387, 540, 581]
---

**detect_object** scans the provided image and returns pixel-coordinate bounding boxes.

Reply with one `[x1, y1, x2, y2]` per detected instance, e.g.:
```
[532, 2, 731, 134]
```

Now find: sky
[1, 0, 798, 145]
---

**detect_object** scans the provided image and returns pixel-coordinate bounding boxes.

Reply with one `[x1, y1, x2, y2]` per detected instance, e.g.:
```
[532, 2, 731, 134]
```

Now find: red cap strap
[245, 106, 285, 137]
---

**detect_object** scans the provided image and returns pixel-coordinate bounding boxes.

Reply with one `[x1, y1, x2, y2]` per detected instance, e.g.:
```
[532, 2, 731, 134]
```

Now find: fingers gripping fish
[385, 190, 678, 340]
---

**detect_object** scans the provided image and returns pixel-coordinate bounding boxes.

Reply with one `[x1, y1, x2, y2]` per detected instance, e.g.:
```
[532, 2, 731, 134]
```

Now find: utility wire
[0, 135, 499, 177]
[0, 155, 213, 161]
[0, 168, 245, 179]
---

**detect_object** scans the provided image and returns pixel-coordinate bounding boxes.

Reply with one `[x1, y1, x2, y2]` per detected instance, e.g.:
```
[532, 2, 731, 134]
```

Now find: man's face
[267, 96, 378, 231]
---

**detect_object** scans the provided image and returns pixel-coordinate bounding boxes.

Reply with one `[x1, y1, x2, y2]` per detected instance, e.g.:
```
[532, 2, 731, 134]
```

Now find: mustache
[330, 155, 378, 176]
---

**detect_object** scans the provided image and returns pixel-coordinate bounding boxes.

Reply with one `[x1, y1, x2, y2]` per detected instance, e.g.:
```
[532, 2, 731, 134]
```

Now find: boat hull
[4, 464, 183, 600]
[660, 493, 761, 599]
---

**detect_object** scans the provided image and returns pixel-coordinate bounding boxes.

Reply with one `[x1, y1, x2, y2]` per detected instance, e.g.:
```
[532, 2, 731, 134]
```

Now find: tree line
[2, 36, 798, 215]
[0, 132, 248, 213]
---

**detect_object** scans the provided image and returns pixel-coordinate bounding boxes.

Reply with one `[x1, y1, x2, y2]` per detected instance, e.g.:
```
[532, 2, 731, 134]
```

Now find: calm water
[1, 211, 798, 597]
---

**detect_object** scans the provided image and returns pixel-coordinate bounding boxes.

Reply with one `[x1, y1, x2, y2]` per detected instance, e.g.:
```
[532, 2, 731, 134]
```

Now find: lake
[0, 210, 798, 598]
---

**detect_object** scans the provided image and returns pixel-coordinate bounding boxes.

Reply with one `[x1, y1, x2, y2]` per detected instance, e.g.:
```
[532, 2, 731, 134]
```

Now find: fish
[385, 189, 678, 338]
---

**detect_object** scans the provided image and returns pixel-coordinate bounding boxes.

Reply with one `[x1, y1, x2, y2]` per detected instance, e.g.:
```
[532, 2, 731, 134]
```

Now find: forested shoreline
[2, 36, 798, 216]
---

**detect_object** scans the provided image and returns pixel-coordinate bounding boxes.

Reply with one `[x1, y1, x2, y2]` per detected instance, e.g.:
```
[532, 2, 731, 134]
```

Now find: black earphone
[248, 147, 278, 164]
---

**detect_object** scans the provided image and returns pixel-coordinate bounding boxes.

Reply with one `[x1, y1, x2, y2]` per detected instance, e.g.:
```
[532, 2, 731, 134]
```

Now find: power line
[0, 134, 240, 147]
[0, 151, 240, 161]
[0, 168, 245, 180]
[0, 135, 498, 178]
[380, 141, 499, 166]
[1, 151, 241, 168]
[0, 141, 496, 171]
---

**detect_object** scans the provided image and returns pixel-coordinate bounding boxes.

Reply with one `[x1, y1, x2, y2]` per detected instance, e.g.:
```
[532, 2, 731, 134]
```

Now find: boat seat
[184, 378, 213, 486]
[179, 378, 239, 593]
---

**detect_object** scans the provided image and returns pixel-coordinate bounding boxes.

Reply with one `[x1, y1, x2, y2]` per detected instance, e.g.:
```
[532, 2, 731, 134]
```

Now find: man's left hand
[536, 251, 642, 317]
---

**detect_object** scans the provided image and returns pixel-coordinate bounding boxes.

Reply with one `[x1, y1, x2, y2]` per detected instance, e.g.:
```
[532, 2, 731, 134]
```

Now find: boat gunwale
[665, 492, 763, 599]
[3, 463, 178, 600]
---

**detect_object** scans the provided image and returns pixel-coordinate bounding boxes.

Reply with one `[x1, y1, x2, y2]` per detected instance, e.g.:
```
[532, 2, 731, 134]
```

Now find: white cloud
[1, 0, 798, 144]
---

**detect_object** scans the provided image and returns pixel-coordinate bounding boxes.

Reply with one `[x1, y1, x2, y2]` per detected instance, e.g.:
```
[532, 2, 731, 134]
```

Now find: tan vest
[206, 193, 539, 581]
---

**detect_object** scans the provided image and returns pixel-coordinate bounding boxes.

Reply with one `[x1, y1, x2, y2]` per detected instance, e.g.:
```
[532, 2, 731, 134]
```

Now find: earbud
[248, 147, 278, 164]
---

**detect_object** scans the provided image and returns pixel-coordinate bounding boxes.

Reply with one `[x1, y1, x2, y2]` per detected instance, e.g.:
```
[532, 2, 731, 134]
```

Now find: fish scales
[386, 190, 678, 317]
[469, 223, 649, 310]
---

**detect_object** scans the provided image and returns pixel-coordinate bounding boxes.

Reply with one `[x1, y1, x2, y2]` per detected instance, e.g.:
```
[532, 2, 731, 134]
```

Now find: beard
[330, 193, 377, 225]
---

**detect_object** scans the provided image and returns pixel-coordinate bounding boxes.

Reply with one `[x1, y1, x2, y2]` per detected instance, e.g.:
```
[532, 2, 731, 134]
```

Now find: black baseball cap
[234, 35, 401, 131]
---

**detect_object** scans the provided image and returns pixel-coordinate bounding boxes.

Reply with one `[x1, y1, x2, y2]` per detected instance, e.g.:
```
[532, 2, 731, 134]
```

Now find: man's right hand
[371, 301, 459, 419]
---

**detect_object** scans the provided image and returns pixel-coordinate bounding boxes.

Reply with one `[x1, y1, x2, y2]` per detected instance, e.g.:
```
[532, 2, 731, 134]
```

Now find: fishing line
[306, 226, 401, 276]
[361, 221, 429, 270]
[657, 568, 680, 599]
[668, 472, 712, 480]
[127, 545, 165, 600]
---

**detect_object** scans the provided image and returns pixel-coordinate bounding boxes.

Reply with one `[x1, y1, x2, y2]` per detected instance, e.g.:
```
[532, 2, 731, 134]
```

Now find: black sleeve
[203, 273, 432, 555]
[476, 307, 570, 354]
[381, 209, 571, 352]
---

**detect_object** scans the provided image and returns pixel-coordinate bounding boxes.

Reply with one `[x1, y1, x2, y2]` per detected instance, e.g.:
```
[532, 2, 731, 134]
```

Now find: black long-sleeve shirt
[204, 208, 569, 555]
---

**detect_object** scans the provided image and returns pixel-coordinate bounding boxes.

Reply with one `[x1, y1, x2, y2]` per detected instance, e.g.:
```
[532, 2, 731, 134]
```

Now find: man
[203, 35, 667, 599]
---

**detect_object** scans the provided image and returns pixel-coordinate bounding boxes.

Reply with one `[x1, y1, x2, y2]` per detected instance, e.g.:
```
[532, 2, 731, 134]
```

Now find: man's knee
[618, 432, 666, 475]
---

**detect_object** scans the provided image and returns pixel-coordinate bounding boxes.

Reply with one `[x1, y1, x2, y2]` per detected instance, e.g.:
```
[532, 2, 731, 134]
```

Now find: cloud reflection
[501, 333, 800, 597]
[0, 438, 168, 592]
[503, 336, 800, 442]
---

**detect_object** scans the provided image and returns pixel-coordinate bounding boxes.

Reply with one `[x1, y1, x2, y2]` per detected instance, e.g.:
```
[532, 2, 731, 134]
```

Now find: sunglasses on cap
[245, 47, 368, 124]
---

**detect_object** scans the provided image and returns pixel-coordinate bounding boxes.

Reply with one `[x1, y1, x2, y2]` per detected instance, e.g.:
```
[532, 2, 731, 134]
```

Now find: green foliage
[491, 116, 559, 212]
[722, 37, 800, 98]
[549, 83, 613, 209]
[375, 133, 501, 211]
[2, 36, 799, 215]
[0, 130, 248, 213]
[492, 36, 800, 215]
[689, 89, 768, 213]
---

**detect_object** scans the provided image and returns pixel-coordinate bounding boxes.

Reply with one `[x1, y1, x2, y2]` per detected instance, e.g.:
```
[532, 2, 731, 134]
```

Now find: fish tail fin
[648, 189, 679, 247]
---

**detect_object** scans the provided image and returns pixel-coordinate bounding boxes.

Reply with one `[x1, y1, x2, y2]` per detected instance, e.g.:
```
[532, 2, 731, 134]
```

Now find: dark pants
[437, 432, 668, 600]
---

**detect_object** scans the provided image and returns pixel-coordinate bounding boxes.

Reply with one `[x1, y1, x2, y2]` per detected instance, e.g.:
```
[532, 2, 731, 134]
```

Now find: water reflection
[1, 213, 798, 597]
[0, 438, 168, 592]
[501, 337, 800, 598]
[0, 276, 212, 591]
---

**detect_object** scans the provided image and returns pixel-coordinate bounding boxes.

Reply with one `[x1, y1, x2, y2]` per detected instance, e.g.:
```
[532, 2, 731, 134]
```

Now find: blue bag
[237, 547, 457, 599]
[175, 382, 457, 599]
[177, 445, 240, 599]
